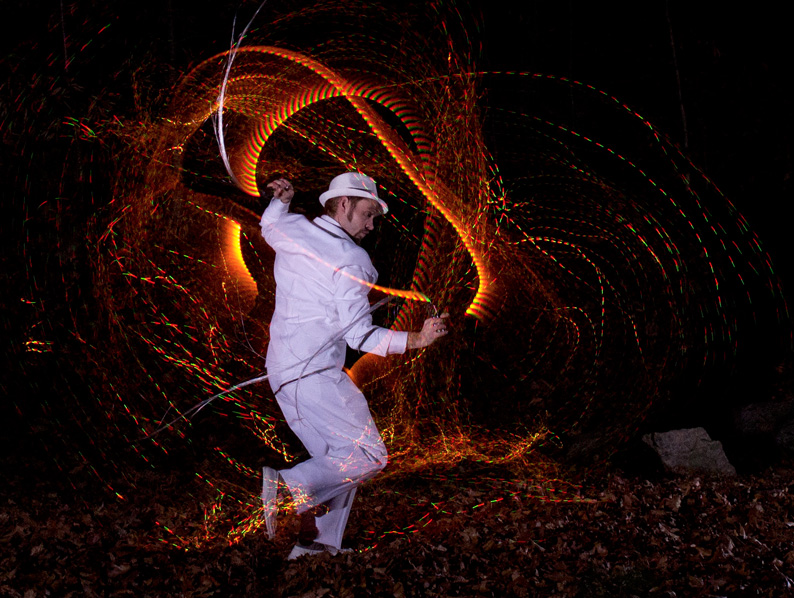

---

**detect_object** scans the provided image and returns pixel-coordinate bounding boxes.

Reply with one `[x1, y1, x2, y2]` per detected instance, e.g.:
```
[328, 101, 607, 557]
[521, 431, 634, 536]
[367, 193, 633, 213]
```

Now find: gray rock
[642, 427, 736, 476]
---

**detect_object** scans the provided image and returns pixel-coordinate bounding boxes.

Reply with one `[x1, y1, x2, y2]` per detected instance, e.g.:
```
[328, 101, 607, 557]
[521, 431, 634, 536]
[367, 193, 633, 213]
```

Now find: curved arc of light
[149, 60, 433, 307]
[222, 220, 258, 306]
[213, 45, 491, 318]
[489, 70, 787, 331]
[175, 58, 441, 307]
[212, 0, 271, 192]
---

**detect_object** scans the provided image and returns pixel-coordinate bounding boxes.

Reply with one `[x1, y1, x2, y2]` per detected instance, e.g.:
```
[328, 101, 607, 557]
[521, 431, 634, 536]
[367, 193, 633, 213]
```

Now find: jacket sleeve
[333, 264, 408, 357]
[259, 197, 290, 247]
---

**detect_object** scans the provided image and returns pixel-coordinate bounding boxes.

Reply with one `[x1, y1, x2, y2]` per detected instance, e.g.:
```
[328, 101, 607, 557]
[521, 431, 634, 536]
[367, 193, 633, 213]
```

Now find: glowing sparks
[18, 0, 787, 552]
[184, 45, 492, 317]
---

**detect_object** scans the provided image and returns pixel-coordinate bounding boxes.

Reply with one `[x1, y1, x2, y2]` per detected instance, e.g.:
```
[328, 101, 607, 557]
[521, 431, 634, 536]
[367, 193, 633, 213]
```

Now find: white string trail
[213, 1, 269, 191]
[141, 296, 396, 441]
[142, 372, 270, 440]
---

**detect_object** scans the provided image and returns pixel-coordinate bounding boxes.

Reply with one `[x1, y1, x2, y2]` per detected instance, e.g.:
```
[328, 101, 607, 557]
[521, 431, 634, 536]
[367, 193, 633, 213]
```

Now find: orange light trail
[195, 45, 492, 318]
[42, 0, 788, 554]
[223, 220, 258, 305]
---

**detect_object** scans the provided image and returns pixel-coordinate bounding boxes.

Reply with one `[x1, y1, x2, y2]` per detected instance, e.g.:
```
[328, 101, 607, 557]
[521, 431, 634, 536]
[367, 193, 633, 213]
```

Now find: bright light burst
[8, 0, 788, 549]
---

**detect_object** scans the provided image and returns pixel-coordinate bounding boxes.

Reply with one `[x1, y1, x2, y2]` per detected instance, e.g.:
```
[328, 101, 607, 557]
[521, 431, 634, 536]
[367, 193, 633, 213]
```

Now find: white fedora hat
[319, 172, 389, 214]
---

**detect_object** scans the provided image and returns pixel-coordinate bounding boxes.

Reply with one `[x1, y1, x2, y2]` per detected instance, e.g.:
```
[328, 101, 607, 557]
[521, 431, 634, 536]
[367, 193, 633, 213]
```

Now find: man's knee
[371, 449, 388, 474]
[357, 444, 388, 478]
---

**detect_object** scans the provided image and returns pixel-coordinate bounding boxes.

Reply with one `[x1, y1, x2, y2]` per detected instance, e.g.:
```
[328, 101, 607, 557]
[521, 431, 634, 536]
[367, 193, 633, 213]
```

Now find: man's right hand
[267, 178, 294, 204]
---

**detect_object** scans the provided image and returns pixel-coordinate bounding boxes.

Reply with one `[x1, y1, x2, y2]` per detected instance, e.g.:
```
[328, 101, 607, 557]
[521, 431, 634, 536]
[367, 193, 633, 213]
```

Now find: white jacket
[260, 198, 408, 390]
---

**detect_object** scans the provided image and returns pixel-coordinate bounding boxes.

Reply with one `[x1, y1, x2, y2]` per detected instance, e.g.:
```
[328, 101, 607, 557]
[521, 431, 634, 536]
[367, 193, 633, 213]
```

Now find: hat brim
[319, 188, 389, 214]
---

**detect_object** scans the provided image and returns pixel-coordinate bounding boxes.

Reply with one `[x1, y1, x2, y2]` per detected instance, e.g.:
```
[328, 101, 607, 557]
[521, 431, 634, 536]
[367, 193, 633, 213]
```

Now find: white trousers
[274, 370, 387, 549]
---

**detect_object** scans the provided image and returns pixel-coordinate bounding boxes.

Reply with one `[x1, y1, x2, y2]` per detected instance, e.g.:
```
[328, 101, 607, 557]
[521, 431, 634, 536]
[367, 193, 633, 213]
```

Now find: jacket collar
[313, 215, 354, 242]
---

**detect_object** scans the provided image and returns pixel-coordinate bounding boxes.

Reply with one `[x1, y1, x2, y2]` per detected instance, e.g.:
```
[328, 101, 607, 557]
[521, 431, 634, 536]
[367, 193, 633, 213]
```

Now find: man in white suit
[260, 172, 448, 559]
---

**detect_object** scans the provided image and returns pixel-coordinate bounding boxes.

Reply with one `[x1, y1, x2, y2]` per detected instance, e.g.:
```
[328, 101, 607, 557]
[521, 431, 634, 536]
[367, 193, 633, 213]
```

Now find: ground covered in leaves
[2, 445, 793, 598]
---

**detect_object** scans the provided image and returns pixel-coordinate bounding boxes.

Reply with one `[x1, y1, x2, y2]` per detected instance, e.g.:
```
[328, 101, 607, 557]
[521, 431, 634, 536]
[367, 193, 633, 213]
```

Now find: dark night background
[3, 0, 791, 447]
[481, 1, 794, 449]
[490, 1, 792, 444]
[480, 1, 792, 286]
[1, 1, 793, 595]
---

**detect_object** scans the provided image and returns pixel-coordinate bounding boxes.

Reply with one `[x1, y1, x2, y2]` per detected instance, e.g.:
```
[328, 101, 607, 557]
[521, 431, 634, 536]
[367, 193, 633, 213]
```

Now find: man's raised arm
[259, 178, 295, 241]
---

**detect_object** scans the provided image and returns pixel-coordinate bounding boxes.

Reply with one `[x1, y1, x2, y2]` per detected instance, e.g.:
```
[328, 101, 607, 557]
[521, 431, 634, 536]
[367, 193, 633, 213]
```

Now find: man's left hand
[407, 313, 450, 349]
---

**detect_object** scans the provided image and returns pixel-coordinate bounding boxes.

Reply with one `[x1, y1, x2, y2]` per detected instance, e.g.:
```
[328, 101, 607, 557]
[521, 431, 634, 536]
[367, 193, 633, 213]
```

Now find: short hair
[324, 195, 365, 217]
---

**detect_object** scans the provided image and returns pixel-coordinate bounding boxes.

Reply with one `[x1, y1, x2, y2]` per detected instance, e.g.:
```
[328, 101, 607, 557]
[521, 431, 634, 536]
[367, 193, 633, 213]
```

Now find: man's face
[336, 197, 383, 242]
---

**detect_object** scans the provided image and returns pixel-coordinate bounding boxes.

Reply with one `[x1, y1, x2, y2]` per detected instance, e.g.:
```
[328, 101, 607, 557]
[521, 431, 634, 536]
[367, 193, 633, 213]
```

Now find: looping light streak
[184, 45, 493, 318]
[22, 1, 787, 552]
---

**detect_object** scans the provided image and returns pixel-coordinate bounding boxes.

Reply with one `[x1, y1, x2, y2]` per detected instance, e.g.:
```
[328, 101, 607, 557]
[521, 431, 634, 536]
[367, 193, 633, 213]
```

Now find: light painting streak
[9, 0, 789, 553]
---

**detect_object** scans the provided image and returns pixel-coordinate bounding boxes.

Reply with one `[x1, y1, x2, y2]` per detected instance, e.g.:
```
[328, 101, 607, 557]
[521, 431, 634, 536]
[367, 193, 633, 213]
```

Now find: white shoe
[286, 542, 353, 560]
[261, 466, 279, 539]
